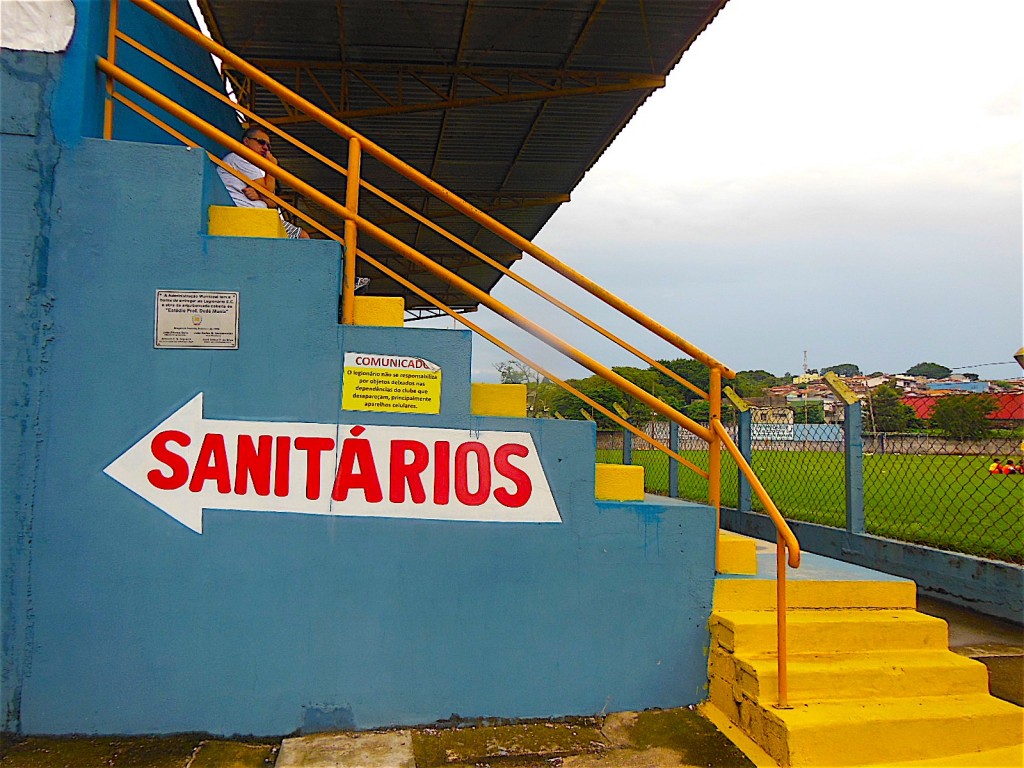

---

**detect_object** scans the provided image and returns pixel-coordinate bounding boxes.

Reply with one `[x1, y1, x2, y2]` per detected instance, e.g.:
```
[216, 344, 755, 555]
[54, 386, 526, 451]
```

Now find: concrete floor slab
[275, 731, 414, 768]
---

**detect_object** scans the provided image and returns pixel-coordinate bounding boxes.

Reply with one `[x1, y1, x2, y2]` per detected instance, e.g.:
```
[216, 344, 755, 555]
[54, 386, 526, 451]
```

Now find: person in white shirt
[217, 126, 309, 239]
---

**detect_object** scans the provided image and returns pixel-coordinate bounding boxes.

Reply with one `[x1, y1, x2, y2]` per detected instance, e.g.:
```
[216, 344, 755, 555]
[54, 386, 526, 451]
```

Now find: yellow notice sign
[342, 352, 442, 414]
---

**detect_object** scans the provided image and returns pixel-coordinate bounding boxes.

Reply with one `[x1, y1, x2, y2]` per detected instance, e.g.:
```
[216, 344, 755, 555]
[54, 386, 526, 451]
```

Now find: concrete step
[717, 531, 758, 575]
[713, 577, 917, 611]
[595, 463, 644, 501]
[276, 731, 414, 767]
[710, 609, 950, 655]
[208, 205, 287, 238]
[352, 295, 404, 327]
[759, 693, 1024, 766]
[710, 648, 992, 702]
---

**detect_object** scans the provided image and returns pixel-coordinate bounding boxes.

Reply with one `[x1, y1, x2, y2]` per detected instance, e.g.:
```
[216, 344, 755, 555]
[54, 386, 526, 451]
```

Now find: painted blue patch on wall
[302, 704, 356, 734]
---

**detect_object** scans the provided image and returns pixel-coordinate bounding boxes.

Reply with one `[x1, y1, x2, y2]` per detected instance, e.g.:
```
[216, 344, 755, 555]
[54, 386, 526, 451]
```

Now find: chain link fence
[860, 433, 1022, 563]
[598, 421, 1023, 564]
[745, 423, 847, 529]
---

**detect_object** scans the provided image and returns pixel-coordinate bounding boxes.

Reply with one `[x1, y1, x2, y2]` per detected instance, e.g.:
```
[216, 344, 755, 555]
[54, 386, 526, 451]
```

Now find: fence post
[669, 421, 679, 498]
[623, 427, 633, 466]
[724, 386, 752, 513]
[845, 400, 865, 534]
[824, 373, 864, 535]
[738, 408, 752, 513]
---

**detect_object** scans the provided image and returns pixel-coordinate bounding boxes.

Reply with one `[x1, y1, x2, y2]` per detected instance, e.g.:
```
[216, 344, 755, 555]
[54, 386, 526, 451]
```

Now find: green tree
[548, 367, 658, 428]
[531, 380, 559, 418]
[864, 385, 919, 432]
[733, 369, 787, 399]
[494, 359, 531, 384]
[929, 395, 998, 439]
[654, 358, 709, 410]
[905, 362, 952, 379]
[492, 360, 551, 417]
[823, 363, 861, 377]
[791, 400, 825, 424]
[684, 400, 710, 422]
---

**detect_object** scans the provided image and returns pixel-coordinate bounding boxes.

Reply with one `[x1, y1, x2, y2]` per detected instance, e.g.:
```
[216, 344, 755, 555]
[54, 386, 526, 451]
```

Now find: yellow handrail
[98, 57, 714, 447]
[101, 3, 802, 706]
[111, 87, 711, 482]
[712, 419, 800, 708]
[125, 0, 735, 378]
[712, 421, 800, 567]
[112, 25, 709, 403]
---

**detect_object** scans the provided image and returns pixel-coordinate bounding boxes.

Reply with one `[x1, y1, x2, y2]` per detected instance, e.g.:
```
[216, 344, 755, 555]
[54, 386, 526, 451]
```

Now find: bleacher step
[757, 694, 1023, 766]
[717, 531, 758, 575]
[710, 648, 990, 701]
[711, 609, 950, 655]
[713, 577, 917, 611]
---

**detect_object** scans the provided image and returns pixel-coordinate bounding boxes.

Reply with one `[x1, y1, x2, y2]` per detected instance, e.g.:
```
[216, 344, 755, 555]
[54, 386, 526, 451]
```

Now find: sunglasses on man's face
[249, 137, 271, 148]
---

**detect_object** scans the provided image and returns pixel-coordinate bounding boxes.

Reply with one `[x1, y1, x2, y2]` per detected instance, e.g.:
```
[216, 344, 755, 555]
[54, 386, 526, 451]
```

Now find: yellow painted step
[718, 531, 758, 575]
[873, 742, 1024, 768]
[709, 648, 991, 702]
[352, 296, 404, 327]
[208, 205, 286, 238]
[703, 700, 1024, 768]
[595, 464, 644, 501]
[711, 609, 950, 655]
[713, 578, 918, 611]
[766, 694, 1024, 767]
[471, 383, 527, 417]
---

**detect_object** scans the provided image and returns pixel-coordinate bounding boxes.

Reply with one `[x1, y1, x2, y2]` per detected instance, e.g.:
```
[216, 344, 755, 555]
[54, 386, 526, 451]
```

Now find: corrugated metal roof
[199, 0, 728, 314]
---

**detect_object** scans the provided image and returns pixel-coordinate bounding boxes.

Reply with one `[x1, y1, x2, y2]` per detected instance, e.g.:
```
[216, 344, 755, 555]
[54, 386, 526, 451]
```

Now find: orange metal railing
[100, 0, 800, 707]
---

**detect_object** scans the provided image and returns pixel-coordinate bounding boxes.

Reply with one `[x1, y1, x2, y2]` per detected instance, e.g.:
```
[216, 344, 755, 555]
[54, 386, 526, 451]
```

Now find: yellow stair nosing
[773, 693, 1024, 736]
[352, 295, 404, 327]
[749, 694, 1023, 767]
[718, 648, 987, 667]
[713, 578, 918, 610]
[869, 742, 1024, 768]
[594, 463, 645, 501]
[470, 382, 528, 418]
[712, 608, 948, 626]
[712, 649, 991, 700]
[717, 532, 759, 575]
[711, 611, 950, 654]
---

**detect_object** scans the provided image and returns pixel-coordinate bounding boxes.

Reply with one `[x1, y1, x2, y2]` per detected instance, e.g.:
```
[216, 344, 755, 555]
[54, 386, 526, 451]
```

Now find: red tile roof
[901, 393, 1024, 421]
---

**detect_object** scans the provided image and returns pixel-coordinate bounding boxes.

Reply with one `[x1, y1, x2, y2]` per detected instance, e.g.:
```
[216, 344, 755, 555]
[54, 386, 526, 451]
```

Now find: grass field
[597, 448, 1023, 563]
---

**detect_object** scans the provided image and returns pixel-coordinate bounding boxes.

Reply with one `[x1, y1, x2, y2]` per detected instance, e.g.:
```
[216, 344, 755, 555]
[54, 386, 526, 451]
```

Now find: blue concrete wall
[3, 133, 718, 735]
[53, 0, 239, 149]
[1, 47, 66, 735]
[3, 9, 719, 733]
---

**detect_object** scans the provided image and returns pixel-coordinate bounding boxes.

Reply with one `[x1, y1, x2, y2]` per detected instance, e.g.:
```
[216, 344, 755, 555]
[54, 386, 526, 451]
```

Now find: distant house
[924, 381, 989, 394]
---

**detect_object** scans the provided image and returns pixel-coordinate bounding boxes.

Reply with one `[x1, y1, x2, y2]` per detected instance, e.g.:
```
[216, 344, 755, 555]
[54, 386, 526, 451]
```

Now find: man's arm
[249, 150, 279, 205]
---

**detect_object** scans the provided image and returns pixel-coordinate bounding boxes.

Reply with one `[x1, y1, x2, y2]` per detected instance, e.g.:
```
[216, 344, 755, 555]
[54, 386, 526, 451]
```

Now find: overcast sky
[455, 0, 1022, 383]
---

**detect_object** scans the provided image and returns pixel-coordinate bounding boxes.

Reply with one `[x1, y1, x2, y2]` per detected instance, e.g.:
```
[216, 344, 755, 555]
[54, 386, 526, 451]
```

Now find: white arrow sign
[104, 393, 561, 533]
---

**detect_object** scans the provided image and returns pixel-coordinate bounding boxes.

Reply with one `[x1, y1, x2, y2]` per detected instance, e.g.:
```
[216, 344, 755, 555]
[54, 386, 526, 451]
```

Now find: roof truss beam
[225, 62, 664, 124]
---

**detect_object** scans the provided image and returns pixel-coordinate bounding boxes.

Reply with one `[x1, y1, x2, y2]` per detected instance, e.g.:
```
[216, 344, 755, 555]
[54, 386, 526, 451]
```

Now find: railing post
[668, 421, 679, 498]
[709, 367, 722, 571]
[776, 533, 790, 708]
[341, 137, 361, 324]
[622, 426, 633, 466]
[738, 408, 752, 513]
[845, 400, 865, 534]
[103, 0, 120, 139]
